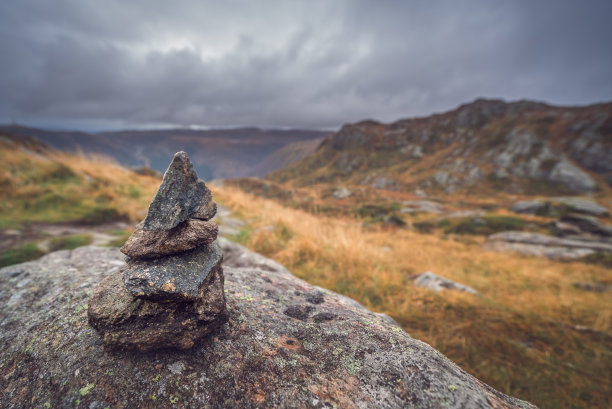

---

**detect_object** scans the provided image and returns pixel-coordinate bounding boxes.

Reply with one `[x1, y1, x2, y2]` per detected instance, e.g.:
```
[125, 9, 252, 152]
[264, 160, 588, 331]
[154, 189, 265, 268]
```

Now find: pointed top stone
[142, 151, 208, 230]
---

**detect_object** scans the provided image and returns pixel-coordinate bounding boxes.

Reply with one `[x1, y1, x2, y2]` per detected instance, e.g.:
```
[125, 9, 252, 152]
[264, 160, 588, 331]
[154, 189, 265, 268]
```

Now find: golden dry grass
[0, 145, 159, 226]
[214, 185, 612, 409]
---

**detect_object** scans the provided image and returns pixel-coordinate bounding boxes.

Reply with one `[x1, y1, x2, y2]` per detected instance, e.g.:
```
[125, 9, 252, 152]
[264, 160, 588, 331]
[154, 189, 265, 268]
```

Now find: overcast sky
[0, 0, 611, 131]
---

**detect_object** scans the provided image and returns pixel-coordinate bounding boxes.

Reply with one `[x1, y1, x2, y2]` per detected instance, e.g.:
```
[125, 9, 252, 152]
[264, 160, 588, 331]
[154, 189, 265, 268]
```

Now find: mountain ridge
[0, 124, 329, 180]
[269, 98, 612, 196]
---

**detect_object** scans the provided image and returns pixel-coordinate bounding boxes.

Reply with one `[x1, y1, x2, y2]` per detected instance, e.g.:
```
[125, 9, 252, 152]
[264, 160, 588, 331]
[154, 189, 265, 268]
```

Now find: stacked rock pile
[88, 151, 227, 351]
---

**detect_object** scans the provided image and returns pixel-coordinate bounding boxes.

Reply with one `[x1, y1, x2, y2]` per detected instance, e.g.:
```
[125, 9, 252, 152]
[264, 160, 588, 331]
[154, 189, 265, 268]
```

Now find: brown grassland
[213, 185, 612, 409]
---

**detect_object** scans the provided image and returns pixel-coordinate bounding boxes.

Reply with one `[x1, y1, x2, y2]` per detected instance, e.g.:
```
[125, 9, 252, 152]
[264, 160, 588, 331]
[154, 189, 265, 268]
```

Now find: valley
[1, 98, 611, 408]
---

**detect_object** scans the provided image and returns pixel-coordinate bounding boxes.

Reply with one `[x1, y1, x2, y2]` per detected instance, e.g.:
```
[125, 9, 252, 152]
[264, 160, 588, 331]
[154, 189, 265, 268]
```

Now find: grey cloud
[0, 0, 611, 130]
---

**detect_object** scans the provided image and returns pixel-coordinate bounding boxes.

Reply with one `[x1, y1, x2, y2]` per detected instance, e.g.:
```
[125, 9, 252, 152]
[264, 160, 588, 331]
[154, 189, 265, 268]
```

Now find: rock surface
[552, 197, 610, 217]
[510, 197, 610, 217]
[121, 219, 218, 259]
[122, 241, 223, 302]
[486, 231, 612, 259]
[90, 261, 226, 351]
[0, 245, 536, 409]
[142, 151, 208, 230]
[559, 214, 612, 237]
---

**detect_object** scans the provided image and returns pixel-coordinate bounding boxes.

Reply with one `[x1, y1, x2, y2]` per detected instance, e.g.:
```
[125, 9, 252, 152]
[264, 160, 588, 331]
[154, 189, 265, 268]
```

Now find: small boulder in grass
[413, 271, 478, 294]
[88, 151, 227, 351]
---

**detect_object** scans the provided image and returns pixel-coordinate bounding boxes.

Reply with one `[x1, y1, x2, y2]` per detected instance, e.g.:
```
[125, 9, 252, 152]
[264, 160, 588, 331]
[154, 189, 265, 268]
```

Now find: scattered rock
[1, 245, 536, 409]
[510, 200, 549, 215]
[413, 271, 478, 294]
[88, 152, 226, 351]
[486, 231, 612, 259]
[559, 214, 612, 237]
[510, 197, 609, 217]
[401, 200, 444, 214]
[550, 220, 583, 237]
[552, 197, 609, 217]
[332, 186, 352, 199]
[120, 219, 218, 259]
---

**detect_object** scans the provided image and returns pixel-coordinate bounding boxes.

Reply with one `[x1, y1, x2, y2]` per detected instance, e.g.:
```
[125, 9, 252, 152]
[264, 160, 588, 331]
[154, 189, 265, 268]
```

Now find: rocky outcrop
[0, 244, 536, 409]
[90, 151, 226, 352]
[510, 197, 610, 217]
[485, 231, 612, 259]
[269, 99, 612, 195]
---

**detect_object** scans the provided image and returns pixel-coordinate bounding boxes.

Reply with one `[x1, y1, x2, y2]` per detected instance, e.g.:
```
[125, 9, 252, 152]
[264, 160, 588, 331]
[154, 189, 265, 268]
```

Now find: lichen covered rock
[89, 256, 226, 351]
[89, 151, 225, 351]
[122, 241, 223, 302]
[0, 245, 536, 409]
[142, 151, 209, 230]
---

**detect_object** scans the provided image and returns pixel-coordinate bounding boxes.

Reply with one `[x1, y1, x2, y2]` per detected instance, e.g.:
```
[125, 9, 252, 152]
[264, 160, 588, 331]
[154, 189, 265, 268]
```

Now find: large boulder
[0, 245, 536, 409]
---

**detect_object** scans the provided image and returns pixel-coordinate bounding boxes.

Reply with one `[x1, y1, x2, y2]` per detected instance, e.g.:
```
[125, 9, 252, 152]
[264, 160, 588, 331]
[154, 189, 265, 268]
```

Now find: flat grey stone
[122, 240, 223, 302]
[142, 151, 208, 230]
[413, 271, 478, 294]
[120, 219, 218, 259]
[552, 197, 610, 217]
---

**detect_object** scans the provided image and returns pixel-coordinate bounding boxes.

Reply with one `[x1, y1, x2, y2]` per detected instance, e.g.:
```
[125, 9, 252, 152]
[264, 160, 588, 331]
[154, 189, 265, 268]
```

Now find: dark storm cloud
[0, 0, 611, 130]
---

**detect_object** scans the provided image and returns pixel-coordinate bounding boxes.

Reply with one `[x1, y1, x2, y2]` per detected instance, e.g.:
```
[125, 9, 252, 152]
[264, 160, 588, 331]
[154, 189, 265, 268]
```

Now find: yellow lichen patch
[161, 281, 176, 292]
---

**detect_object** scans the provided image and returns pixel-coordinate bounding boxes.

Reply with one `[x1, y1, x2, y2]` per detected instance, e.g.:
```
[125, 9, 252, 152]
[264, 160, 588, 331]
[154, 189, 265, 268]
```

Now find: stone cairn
[88, 151, 227, 351]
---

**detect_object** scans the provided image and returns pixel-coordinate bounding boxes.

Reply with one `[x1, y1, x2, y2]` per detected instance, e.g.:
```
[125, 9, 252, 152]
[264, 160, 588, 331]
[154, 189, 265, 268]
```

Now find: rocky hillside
[0, 241, 536, 409]
[270, 99, 612, 195]
[0, 125, 328, 179]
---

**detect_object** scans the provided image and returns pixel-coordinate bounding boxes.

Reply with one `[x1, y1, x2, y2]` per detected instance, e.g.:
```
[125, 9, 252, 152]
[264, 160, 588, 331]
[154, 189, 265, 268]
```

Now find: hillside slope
[0, 132, 160, 228]
[270, 99, 612, 195]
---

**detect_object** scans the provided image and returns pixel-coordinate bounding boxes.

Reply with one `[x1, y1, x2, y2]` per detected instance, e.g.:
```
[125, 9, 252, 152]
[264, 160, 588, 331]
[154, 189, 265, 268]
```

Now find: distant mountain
[247, 137, 324, 177]
[269, 99, 612, 195]
[0, 125, 329, 180]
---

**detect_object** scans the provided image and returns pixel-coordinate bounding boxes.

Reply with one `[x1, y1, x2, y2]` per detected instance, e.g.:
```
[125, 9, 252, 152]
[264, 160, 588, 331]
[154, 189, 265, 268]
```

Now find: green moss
[48, 234, 93, 252]
[79, 383, 94, 396]
[0, 242, 45, 267]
